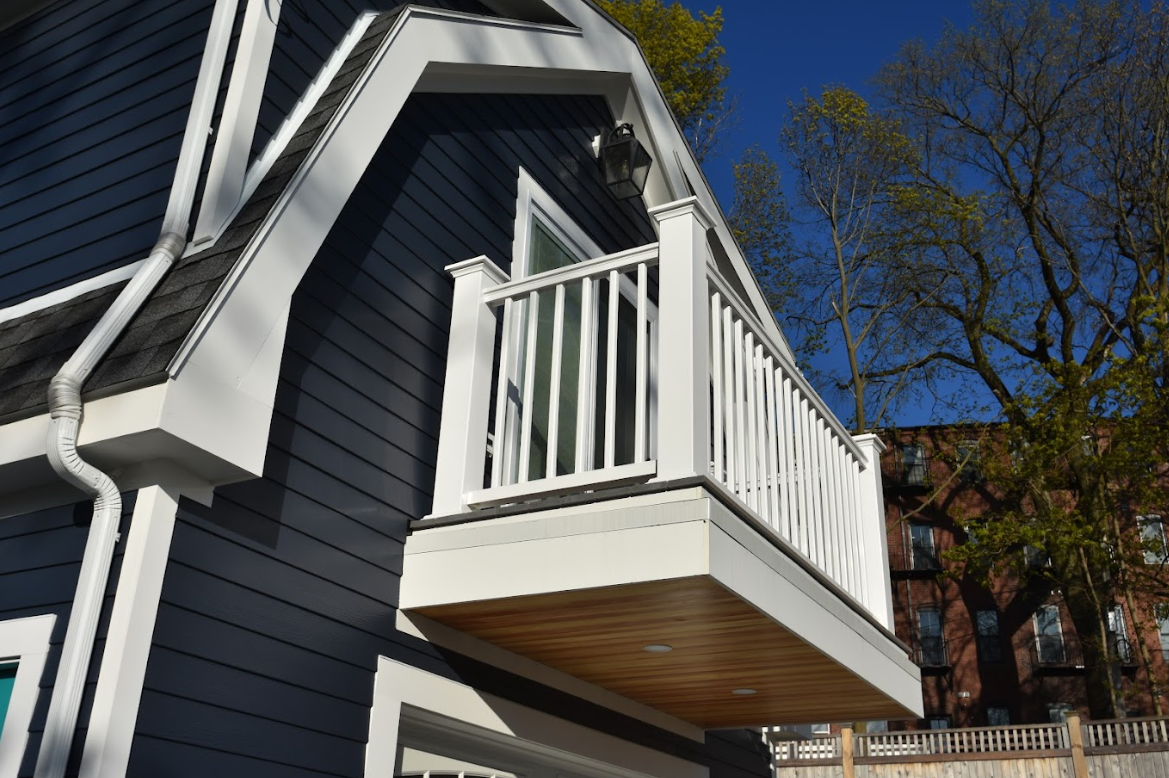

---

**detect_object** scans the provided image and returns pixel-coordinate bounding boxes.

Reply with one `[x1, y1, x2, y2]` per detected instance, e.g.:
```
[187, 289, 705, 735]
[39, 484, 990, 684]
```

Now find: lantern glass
[600, 125, 652, 200]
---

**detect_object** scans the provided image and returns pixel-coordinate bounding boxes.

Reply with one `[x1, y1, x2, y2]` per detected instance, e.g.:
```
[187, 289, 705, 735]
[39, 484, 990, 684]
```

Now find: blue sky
[705, 1, 976, 203]
[698, 1, 979, 426]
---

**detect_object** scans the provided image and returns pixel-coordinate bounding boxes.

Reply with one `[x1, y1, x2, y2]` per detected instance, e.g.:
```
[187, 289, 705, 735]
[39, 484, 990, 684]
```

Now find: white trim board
[76, 484, 181, 778]
[0, 614, 55, 778]
[365, 658, 708, 778]
[0, 262, 144, 325]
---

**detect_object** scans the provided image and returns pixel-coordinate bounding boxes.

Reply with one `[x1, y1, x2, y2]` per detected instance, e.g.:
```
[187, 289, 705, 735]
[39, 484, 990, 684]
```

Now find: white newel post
[853, 433, 895, 629]
[429, 256, 509, 518]
[650, 197, 714, 481]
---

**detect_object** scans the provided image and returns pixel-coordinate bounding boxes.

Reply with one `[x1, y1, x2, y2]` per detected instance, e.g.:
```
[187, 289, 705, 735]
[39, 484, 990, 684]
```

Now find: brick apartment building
[878, 425, 1169, 730]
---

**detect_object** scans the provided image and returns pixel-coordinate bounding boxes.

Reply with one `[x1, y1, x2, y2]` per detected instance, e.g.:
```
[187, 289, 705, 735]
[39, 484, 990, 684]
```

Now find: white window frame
[501, 168, 659, 483]
[365, 657, 706, 778]
[909, 523, 936, 570]
[0, 614, 55, 778]
[1140, 515, 1166, 565]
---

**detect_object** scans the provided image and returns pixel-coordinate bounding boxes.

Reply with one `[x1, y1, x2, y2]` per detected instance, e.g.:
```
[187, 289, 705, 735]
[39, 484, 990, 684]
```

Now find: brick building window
[976, 609, 1002, 663]
[1034, 606, 1067, 664]
[901, 443, 929, 486]
[927, 716, 951, 730]
[910, 523, 939, 570]
[917, 608, 946, 666]
[987, 707, 1011, 726]
[1140, 516, 1166, 565]
[1158, 607, 1169, 662]
[956, 440, 982, 484]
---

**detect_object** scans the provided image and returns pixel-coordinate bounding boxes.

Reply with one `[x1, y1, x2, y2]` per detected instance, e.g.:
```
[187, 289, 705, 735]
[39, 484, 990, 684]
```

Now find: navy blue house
[0, 1, 922, 777]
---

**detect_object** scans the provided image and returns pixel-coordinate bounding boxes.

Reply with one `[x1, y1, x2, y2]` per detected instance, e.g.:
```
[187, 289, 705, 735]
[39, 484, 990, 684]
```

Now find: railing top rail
[857, 722, 1066, 739]
[1086, 714, 1169, 726]
[482, 243, 660, 306]
[707, 268, 867, 466]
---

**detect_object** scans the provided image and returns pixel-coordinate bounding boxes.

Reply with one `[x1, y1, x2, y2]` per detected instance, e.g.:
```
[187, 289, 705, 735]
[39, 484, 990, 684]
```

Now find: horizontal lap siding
[134, 93, 760, 778]
[0, 495, 136, 777]
[0, 0, 214, 307]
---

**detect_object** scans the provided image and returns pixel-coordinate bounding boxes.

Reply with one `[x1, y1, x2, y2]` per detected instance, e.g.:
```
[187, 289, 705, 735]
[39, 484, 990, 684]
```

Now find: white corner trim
[0, 615, 56, 778]
[366, 657, 707, 778]
[192, 0, 286, 245]
[0, 262, 145, 325]
[396, 611, 705, 742]
[77, 484, 183, 778]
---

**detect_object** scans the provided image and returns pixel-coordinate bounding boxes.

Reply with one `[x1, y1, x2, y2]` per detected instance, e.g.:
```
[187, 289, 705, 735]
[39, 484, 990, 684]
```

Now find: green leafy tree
[597, 0, 731, 161]
[779, 87, 933, 432]
[727, 145, 792, 311]
[870, 0, 1169, 716]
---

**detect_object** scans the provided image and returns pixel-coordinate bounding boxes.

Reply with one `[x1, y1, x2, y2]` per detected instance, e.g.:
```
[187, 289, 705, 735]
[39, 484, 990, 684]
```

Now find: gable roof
[0, 10, 401, 422]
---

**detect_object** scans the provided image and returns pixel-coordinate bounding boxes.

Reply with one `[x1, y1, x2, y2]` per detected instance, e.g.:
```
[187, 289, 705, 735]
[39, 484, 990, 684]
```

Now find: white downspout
[33, 0, 238, 774]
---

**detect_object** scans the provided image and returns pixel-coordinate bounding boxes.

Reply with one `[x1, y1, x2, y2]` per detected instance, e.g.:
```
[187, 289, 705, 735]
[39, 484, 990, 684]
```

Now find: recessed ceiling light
[643, 644, 673, 653]
[732, 688, 757, 695]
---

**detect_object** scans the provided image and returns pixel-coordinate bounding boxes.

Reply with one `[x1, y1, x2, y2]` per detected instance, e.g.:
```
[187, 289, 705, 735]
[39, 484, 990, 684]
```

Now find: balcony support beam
[854, 433, 894, 629]
[430, 256, 509, 518]
[650, 197, 715, 481]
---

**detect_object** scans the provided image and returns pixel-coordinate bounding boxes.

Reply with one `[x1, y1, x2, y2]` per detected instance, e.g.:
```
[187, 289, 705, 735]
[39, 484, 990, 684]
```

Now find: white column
[649, 197, 715, 481]
[853, 433, 894, 629]
[429, 256, 509, 518]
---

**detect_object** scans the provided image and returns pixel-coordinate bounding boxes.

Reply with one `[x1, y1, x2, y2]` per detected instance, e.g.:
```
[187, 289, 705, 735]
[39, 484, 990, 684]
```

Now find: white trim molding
[0, 262, 145, 326]
[77, 483, 182, 778]
[0, 615, 56, 778]
[365, 658, 708, 778]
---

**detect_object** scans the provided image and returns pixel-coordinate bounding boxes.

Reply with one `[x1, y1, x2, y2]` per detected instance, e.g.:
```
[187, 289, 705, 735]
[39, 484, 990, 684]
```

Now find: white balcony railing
[429, 197, 893, 624]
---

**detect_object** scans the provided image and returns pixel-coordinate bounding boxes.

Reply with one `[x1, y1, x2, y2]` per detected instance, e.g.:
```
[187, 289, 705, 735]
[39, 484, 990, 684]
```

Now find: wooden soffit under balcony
[416, 575, 913, 728]
[402, 484, 923, 730]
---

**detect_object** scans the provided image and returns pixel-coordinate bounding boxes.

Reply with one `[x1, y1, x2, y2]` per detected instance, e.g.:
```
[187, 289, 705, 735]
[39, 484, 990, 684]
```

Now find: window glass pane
[927, 716, 950, 730]
[910, 524, 936, 569]
[901, 443, 927, 485]
[987, 707, 1010, 727]
[529, 220, 579, 275]
[1036, 606, 1065, 663]
[0, 661, 17, 734]
[976, 609, 1002, 662]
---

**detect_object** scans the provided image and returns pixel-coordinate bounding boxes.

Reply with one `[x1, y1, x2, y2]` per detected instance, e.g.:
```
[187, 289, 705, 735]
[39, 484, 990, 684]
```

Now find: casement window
[502, 168, 656, 483]
[987, 707, 1011, 727]
[1158, 606, 1169, 662]
[900, 443, 928, 486]
[956, 440, 982, 483]
[1107, 605, 1132, 663]
[975, 609, 1002, 663]
[926, 716, 951, 730]
[0, 615, 54, 778]
[910, 523, 938, 570]
[1034, 605, 1066, 664]
[916, 608, 946, 666]
[1140, 516, 1166, 565]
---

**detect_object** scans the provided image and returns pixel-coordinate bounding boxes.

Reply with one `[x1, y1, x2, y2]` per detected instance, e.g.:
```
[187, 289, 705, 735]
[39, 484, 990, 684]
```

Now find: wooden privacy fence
[773, 714, 1169, 778]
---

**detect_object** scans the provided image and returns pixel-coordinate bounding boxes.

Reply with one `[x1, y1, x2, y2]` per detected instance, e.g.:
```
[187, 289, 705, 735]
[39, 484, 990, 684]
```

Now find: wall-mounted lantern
[598, 123, 652, 200]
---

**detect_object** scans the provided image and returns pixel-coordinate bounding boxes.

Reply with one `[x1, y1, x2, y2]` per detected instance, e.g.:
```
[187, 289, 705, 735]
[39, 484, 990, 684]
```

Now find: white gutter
[33, 0, 239, 775]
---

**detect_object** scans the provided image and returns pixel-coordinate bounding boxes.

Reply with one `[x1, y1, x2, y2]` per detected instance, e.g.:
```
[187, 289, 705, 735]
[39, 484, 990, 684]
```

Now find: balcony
[402, 198, 923, 729]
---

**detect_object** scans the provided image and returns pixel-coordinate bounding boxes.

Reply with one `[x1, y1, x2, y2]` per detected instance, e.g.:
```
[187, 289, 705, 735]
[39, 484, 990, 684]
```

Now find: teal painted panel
[0, 662, 17, 734]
